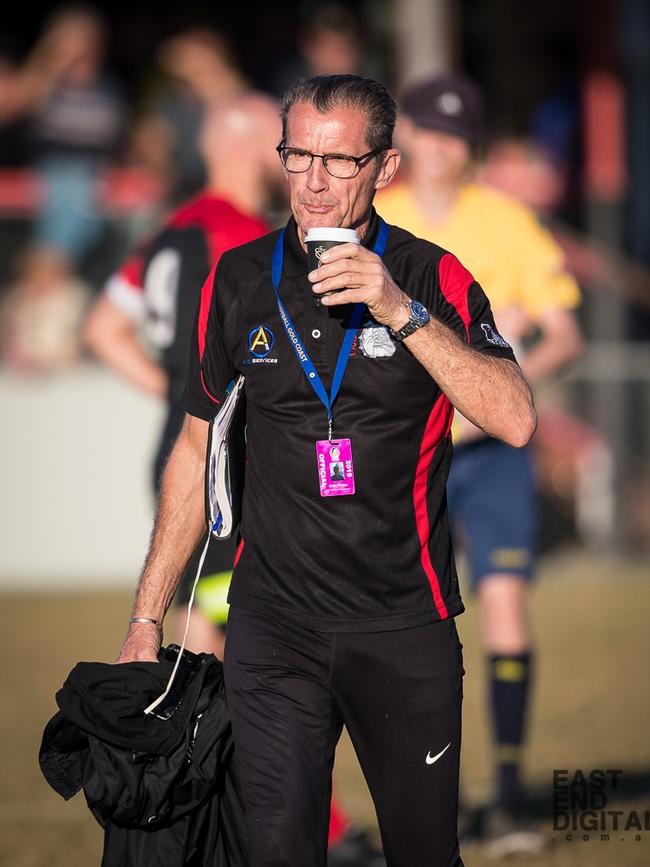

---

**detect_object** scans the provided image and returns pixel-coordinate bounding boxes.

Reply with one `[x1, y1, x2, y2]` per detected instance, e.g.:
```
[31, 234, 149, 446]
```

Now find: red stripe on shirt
[193, 201, 268, 404]
[233, 538, 245, 567]
[200, 370, 220, 404]
[438, 252, 474, 341]
[197, 265, 217, 361]
[413, 393, 454, 619]
[197, 265, 221, 404]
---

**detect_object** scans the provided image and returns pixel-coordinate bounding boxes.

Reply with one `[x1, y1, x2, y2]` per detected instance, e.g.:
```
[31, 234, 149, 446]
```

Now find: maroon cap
[401, 74, 483, 148]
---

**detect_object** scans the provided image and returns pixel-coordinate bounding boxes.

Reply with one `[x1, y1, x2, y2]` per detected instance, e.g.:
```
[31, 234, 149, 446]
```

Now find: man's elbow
[505, 401, 538, 448]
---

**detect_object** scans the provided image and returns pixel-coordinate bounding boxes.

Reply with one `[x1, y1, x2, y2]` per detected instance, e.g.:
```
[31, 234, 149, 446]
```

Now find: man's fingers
[312, 272, 366, 295]
[319, 288, 365, 306]
[308, 256, 368, 283]
[314, 243, 378, 269]
[316, 242, 371, 263]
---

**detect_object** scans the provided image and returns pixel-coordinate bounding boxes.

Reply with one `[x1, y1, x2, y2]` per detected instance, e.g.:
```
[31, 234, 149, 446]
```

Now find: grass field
[0, 550, 648, 866]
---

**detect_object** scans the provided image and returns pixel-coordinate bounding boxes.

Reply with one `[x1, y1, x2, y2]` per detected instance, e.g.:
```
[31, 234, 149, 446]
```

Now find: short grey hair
[280, 74, 397, 152]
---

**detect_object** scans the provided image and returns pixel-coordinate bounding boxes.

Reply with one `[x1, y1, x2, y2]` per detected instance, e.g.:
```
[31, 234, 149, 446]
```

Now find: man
[117, 74, 536, 867]
[86, 94, 373, 865]
[85, 95, 277, 656]
[377, 75, 583, 855]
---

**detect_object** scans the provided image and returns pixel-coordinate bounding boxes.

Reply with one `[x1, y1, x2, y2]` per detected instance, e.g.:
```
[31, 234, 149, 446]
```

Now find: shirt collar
[282, 208, 382, 278]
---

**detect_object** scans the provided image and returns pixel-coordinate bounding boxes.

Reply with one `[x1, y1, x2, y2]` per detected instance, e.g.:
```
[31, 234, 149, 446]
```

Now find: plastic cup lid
[304, 227, 360, 243]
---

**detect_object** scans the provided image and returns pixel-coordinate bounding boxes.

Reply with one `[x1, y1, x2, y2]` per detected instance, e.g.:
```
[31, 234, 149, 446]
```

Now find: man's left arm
[310, 244, 537, 448]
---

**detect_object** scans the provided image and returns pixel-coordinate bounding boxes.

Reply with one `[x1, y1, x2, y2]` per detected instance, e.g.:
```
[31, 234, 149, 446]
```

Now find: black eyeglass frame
[275, 141, 387, 178]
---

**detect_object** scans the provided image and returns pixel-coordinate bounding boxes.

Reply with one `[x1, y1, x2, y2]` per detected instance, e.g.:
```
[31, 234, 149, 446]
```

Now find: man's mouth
[301, 202, 336, 214]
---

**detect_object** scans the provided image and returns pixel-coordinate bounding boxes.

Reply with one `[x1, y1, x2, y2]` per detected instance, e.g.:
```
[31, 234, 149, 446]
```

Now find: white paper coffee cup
[305, 228, 360, 305]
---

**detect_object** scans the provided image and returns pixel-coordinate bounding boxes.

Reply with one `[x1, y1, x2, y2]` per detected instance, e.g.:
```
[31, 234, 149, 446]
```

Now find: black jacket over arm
[39, 648, 247, 867]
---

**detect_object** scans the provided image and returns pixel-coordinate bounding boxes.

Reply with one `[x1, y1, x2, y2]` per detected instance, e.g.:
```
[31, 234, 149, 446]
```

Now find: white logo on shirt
[481, 323, 511, 349]
[358, 322, 396, 358]
[426, 742, 451, 765]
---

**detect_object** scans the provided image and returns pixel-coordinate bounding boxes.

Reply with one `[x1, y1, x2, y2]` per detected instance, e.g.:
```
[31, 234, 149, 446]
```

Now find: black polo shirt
[183, 209, 516, 632]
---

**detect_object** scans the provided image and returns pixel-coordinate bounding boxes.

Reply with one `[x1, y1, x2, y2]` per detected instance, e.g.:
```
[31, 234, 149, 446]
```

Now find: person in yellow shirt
[377, 75, 583, 857]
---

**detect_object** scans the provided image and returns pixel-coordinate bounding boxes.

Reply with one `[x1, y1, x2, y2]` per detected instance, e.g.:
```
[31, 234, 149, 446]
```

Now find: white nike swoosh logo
[426, 742, 451, 765]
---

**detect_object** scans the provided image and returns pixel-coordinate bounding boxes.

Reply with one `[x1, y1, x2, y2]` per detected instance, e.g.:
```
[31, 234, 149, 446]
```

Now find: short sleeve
[435, 252, 517, 363]
[182, 264, 236, 420]
[104, 251, 146, 322]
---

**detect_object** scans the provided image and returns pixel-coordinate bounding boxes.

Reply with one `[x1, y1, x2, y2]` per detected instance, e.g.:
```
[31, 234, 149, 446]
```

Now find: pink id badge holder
[315, 438, 355, 497]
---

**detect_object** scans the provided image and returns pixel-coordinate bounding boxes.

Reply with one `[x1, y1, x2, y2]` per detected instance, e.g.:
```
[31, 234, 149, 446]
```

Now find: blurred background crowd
[1, 0, 648, 568]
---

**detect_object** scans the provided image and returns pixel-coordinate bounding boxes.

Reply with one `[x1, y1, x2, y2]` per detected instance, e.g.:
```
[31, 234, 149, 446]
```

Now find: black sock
[488, 652, 533, 810]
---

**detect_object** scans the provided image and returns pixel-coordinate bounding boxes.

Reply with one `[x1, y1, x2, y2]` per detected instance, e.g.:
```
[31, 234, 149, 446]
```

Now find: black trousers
[223, 606, 465, 867]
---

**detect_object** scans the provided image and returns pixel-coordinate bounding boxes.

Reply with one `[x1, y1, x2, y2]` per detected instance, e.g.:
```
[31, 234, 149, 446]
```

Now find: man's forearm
[133, 430, 206, 620]
[117, 415, 209, 662]
[404, 317, 537, 447]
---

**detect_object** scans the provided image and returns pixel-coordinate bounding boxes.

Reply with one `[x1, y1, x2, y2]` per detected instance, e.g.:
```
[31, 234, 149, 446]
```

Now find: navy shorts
[447, 439, 536, 588]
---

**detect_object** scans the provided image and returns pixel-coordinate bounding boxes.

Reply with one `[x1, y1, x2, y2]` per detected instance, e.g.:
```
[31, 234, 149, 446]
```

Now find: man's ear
[374, 149, 401, 191]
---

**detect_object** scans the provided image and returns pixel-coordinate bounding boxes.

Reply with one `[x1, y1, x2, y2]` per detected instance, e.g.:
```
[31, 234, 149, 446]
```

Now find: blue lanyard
[271, 218, 389, 438]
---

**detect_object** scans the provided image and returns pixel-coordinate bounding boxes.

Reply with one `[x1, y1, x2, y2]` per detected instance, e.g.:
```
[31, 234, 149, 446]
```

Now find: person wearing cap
[115, 73, 537, 867]
[377, 75, 583, 856]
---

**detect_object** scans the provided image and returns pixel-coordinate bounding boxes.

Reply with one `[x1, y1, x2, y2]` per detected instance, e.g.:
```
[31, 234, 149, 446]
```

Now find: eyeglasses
[276, 142, 386, 179]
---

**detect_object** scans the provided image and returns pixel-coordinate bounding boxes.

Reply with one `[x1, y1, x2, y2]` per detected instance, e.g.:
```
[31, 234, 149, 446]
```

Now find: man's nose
[306, 156, 329, 192]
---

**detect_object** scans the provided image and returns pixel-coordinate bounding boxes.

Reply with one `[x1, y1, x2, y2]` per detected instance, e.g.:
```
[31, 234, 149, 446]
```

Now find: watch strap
[389, 301, 430, 342]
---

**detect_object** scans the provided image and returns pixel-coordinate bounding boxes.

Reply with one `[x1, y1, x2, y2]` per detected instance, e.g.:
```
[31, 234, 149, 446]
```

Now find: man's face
[405, 125, 471, 186]
[283, 102, 396, 237]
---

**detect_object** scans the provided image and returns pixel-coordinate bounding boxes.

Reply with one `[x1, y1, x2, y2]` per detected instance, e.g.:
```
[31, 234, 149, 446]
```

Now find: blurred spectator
[377, 74, 583, 857]
[0, 4, 124, 372]
[481, 138, 567, 215]
[483, 137, 650, 314]
[30, 7, 123, 256]
[299, 6, 363, 76]
[197, 92, 285, 219]
[131, 28, 249, 204]
[0, 248, 87, 371]
[84, 93, 281, 658]
[270, 5, 364, 95]
[0, 40, 32, 166]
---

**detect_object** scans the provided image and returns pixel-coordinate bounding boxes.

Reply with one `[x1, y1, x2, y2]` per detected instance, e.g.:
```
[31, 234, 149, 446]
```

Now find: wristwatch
[389, 300, 431, 341]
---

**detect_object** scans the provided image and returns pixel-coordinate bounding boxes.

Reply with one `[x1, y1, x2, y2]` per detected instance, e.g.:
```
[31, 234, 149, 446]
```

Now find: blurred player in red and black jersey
[85, 93, 281, 657]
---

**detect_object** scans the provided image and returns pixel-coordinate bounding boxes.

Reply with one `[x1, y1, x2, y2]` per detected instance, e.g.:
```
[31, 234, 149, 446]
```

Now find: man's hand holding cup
[307, 227, 410, 330]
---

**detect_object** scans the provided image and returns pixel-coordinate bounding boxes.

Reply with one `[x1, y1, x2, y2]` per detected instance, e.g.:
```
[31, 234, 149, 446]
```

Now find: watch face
[410, 301, 429, 324]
